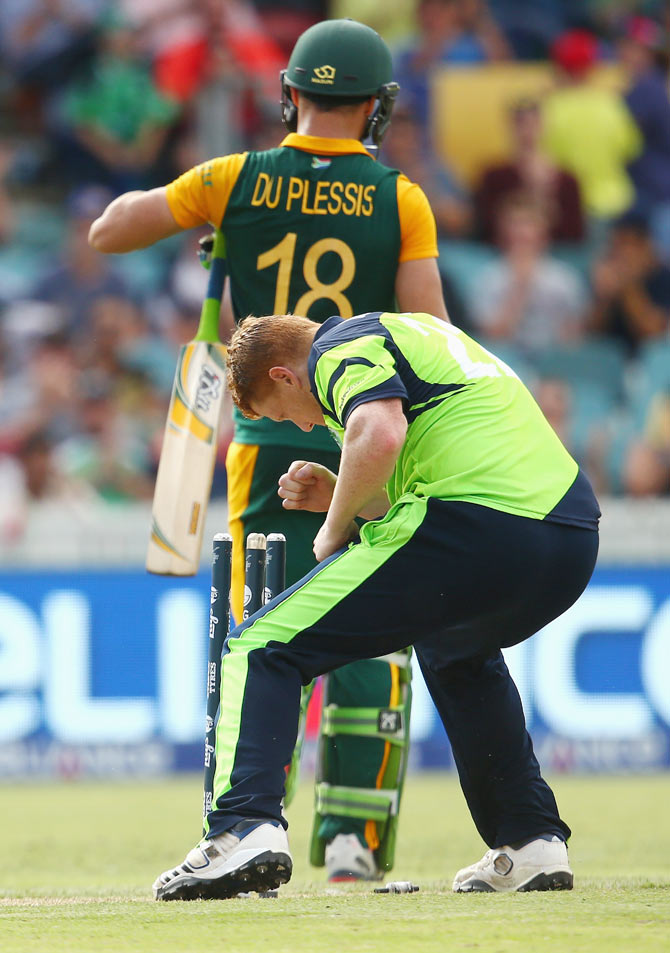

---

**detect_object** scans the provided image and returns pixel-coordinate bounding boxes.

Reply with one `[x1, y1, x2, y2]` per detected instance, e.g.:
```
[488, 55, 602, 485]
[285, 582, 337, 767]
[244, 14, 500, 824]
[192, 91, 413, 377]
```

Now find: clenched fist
[278, 460, 337, 513]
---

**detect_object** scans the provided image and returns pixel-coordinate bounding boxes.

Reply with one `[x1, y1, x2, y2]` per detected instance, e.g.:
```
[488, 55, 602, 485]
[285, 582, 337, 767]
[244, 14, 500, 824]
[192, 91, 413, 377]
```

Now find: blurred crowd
[1, 0, 670, 545]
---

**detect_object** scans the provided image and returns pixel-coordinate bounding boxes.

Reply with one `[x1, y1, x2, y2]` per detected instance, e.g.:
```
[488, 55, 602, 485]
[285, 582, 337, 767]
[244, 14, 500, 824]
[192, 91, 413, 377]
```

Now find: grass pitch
[1, 772, 669, 953]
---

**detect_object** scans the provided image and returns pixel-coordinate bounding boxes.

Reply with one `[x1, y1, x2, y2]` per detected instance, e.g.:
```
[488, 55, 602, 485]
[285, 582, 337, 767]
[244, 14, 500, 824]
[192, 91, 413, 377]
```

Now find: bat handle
[195, 229, 227, 344]
[206, 231, 227, 301]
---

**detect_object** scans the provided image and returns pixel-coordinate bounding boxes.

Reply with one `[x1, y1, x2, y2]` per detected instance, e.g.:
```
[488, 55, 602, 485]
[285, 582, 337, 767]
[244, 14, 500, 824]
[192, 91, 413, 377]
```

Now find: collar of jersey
[280, 133, 373, 157]
[308, 315, 345, 411]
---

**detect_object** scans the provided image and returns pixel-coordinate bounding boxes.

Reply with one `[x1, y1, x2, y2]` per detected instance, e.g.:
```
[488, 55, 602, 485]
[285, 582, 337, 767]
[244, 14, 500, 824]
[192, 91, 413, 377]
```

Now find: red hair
[226, 314, 318, 418]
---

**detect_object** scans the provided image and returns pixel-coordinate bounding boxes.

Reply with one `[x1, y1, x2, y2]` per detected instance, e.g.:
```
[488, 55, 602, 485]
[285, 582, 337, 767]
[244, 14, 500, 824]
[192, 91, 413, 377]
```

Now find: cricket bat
[146, 229, 228, 575]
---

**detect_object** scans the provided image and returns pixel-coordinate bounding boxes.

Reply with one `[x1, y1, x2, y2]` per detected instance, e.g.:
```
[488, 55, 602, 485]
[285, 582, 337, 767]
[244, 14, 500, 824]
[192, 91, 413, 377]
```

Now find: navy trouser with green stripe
[226, 441, 397, 849]
[209, 498, 598, 849]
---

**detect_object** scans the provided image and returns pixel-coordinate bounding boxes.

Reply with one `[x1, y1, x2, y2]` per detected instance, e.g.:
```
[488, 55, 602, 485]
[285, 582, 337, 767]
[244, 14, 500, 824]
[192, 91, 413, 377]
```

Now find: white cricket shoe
[452, 835, 573, 893]
[325, 833, 380, 882]
[153, 820, 292, 901]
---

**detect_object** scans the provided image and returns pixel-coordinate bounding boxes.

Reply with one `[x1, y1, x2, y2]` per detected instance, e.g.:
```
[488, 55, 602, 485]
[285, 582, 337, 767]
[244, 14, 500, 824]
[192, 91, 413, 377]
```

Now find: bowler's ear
[268, 366, 298, 386]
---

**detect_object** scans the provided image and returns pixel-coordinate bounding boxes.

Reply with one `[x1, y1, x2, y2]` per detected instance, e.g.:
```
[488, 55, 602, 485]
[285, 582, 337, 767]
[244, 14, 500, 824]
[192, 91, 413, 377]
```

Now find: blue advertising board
[0, 566, 668, 776]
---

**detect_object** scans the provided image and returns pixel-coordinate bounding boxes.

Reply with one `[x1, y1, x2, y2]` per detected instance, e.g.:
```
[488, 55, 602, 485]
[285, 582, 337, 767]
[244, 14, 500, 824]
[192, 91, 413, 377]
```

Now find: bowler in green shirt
[152, 311, 599, 901]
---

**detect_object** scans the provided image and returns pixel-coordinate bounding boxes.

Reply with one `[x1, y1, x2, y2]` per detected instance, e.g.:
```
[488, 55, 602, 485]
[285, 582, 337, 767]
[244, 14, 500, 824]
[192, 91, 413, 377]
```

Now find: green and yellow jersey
[165, 134, 438, 451]
[309, 312, 600, 527]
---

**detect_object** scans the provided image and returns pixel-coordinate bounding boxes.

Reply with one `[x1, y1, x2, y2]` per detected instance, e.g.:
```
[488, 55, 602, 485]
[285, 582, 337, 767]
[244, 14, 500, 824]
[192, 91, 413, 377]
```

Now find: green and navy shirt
[308, 312, 600, 527]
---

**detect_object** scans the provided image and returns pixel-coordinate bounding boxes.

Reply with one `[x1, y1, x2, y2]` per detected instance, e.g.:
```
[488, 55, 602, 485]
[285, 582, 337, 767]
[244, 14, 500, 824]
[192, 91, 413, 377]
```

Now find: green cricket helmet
[280, 19, 399, 147]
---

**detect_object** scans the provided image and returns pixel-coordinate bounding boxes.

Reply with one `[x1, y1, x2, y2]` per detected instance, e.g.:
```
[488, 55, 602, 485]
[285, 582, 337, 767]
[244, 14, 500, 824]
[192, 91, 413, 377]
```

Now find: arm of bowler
[279, 461, 337, 513]
[313, 398, 407, 562]
[279, 461, 390, 519]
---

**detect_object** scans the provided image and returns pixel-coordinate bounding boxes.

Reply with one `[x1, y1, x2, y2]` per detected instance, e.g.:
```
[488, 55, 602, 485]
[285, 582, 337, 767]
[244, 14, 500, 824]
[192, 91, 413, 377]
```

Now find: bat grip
[194, 229, 227, 343]
[206, 250, 226, 303]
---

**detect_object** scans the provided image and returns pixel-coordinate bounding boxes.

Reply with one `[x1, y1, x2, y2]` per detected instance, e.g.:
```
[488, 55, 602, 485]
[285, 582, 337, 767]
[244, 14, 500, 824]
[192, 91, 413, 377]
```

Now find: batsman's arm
[395, 175, 449, 322]
[313, 398, 406, 562]
[395, 257, 449, 322]
[88, 187, 182, 253]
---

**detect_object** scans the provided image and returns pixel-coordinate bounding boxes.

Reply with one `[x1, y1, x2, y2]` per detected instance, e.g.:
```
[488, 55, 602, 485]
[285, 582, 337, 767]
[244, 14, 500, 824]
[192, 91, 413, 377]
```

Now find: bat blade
[146, 339, 228, 576]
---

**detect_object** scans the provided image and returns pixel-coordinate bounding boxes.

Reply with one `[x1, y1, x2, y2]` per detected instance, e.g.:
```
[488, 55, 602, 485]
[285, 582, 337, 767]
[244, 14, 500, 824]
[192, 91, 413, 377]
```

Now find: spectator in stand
[117, 0, 211, 104]
[250, 0, 327, 58]
[379, 106, 473, 329]
[382, 107, 472, 240]
[475, 97, 584, 245]
[459, 0, 513, 59]
[586, 1, 668, 43]
[218, 0, 291, 107]
[393, 0, 509, 140]
[56, 371, 155, 502]
[17, 429, 76, 499]
[0, 331, 79, 450]
[485, 0, 567, 59]
[589, 212, 670, 356]
[542, 28, 642, 227]
[56, 10, 181, 191]
[0, 428, 95, 545]
[469, 192, 587, 357]
[0, 147, 17, 247]
[32, 186, 133, 343]
[332, 0, 415, 46]
[0, 0, 103, 101]
[534, 373, 611, 494]
[534, 376, 573, 452]
[617, 15, 670, 259]
[78, 293, 177, 394]
[622, 391, 670, 497]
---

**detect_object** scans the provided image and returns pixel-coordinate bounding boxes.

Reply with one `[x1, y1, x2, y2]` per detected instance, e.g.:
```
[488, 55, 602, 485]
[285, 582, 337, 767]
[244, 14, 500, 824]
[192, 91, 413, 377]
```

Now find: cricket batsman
[152, 309, 600, 899]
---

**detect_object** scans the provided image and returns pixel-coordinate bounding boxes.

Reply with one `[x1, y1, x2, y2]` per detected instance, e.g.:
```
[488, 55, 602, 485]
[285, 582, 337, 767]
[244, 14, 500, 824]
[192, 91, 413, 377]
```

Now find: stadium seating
[630, 339, 670, 428]
[531, 337, 627, 405]
[528, 338, 628, 466]
[439, 239, 497, 303]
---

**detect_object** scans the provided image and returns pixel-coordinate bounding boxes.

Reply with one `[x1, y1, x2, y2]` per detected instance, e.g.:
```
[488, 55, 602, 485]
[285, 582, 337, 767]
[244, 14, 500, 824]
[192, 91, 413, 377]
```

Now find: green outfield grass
[1, 772, 669, 952]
